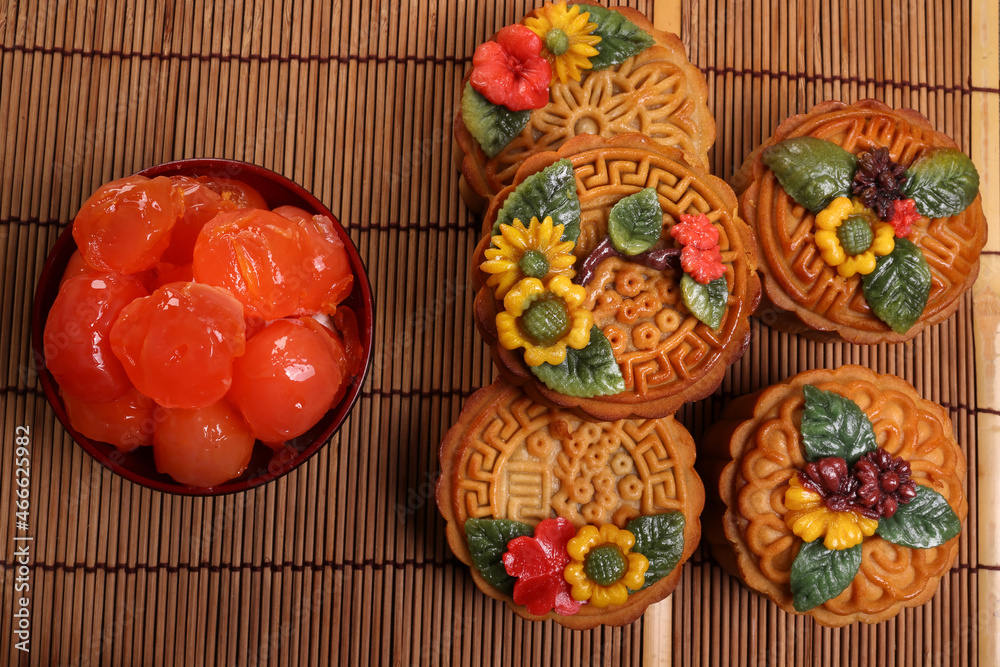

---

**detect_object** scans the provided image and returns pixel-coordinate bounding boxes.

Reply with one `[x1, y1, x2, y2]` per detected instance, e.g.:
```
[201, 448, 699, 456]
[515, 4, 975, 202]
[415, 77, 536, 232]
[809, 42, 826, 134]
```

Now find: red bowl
[31, 159, 374, 495]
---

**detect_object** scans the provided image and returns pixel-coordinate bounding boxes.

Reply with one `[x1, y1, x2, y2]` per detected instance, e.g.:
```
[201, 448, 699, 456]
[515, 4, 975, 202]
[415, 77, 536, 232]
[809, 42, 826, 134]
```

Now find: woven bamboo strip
[971, 0, 1000, 664]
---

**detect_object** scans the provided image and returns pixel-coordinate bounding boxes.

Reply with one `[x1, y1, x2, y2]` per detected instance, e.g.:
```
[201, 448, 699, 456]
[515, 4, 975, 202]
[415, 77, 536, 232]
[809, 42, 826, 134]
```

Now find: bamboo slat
[0, 1, 996, 665]
[971, 1, 1000, 666]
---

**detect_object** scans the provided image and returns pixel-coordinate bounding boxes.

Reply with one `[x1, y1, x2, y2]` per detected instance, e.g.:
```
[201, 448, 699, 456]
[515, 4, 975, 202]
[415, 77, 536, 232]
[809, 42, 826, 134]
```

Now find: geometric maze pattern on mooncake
[455, 384, 693, 529]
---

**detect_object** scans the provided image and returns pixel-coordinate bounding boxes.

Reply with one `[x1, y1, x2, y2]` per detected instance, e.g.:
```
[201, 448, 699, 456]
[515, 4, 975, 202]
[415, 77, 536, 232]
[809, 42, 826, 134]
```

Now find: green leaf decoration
[861, 238, 932, 335]
[627, 512, 686, 591]
[875, 485, 962, 549]
[584, 5, 656, 70]
[494, 159, 581, 243]
[607, 188, 663, 255]
[761, 137, 857, 213]
[530, 327, 626, 397]
[800, 385, 878, 464]
[464, 518, 535, 595]
[789, 540, 862, 612]
[461, 83, 531, 159]
[680, 274, 728, 330]
[902, 147, 980, 218]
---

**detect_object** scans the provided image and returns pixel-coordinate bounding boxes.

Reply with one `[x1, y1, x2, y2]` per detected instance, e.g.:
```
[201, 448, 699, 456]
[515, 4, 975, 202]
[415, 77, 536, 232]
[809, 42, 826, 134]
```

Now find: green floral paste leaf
[789, 539, 862, 612]
[875, 485, 962, 549]
[627, 512, 685, 591]
[761, 137, 857, 213]
[607, 188, 663, 255]
[464, 518, 534, 595]
[584, 5, 656, 70]
[902, 148, 980, 218]
[494, 159, 581, 243]
[680, 274, 728, 330]
[861, 238, 931, 335]
[461, 83, 530, 159]
[530, 327, 626, 397]
[800, 385, 878, 464]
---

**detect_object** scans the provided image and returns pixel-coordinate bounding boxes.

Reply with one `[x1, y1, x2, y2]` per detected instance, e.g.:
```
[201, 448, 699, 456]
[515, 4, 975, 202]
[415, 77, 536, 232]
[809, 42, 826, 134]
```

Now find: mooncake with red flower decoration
[437, 379, 704, 628]
[472, 133, 759, 420]
[735, 99, 987, 344]
[703, 365, 967, 626]
[455, 1, 714, 210]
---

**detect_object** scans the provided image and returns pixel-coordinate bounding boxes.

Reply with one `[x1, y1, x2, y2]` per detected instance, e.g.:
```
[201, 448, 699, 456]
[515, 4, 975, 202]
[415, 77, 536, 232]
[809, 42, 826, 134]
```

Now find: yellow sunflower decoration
[784, 475, 879, 550]
[525, 2, 602, 84]
[563, 524, 649, 608]
[481, 216, 577, 299]
[814, 197, 895, 278]
[495, 275, 592, 366]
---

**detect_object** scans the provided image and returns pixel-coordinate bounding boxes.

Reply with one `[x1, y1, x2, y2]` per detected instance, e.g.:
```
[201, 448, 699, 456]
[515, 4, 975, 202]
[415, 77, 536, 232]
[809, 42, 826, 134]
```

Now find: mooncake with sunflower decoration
[703, 365, 967, 626]
[735, 99, 987, 344]
[454, 1, 714, 210]
[472, 133, 760, 420]
[437, 379, 704, 628]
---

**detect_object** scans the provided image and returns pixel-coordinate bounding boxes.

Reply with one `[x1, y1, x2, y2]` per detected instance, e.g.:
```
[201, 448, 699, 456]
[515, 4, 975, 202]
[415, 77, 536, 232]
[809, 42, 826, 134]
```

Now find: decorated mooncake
[454, 1, 714, 209]
[735, 99, 987, 344]
[437, 380, 704, 628]
[703, 365, 967, 626]
[471, 133, 760, 420]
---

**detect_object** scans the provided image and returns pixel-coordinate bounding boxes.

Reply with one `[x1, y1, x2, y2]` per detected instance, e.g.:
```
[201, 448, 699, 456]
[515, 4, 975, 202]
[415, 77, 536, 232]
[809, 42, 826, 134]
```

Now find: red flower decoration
[889, 198, 920, 238]
[681, 245, 726, 283]
[470, 24, 552, 112]
[670, 213, 720, 250]
[502, 517, 581, 616]
[672, 213, 725, 283]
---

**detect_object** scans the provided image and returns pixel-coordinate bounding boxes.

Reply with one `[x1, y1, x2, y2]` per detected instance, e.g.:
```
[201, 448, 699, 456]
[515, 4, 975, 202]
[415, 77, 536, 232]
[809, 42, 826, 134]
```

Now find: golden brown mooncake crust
[703, 365, 968, 627]
[738, 99, 988, 344]
[454, 4, 715, 211]
[437, 380, 704, 629]
[472, 133, 761, 421]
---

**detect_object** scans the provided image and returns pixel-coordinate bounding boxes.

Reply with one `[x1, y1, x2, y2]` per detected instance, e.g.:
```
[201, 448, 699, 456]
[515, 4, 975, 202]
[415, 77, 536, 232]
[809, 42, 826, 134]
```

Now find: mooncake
[472, 133, 759, 420]
[437, 379, 704, 628]
[703, 365, 967, 626]
[735, 99, 987, 344]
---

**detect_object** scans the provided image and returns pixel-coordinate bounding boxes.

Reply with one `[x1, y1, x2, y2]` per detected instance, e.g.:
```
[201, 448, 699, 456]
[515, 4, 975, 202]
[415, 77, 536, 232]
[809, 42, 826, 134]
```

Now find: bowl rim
[31, 157, 375, 496]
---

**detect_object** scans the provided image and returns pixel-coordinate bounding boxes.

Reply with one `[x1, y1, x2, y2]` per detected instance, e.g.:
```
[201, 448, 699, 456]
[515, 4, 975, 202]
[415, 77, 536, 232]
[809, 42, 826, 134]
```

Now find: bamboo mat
[0, 1, 997, 665]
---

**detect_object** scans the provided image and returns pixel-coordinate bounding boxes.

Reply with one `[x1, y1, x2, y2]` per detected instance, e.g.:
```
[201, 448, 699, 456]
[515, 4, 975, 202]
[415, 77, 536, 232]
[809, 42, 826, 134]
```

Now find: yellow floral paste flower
[814, 197, 895, 278]
[784, 475, 878, 550]
[481, 216, 577, 299]
[496, 275, 592, 366]
[564, 524, 649, 608]
[525, 1, 602, 84]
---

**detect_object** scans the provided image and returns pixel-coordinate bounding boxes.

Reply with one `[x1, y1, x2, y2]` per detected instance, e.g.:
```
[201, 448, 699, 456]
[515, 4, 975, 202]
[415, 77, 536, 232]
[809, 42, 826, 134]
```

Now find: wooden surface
[970, 1, 1000, 665]
[0, 1, 997, 665]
